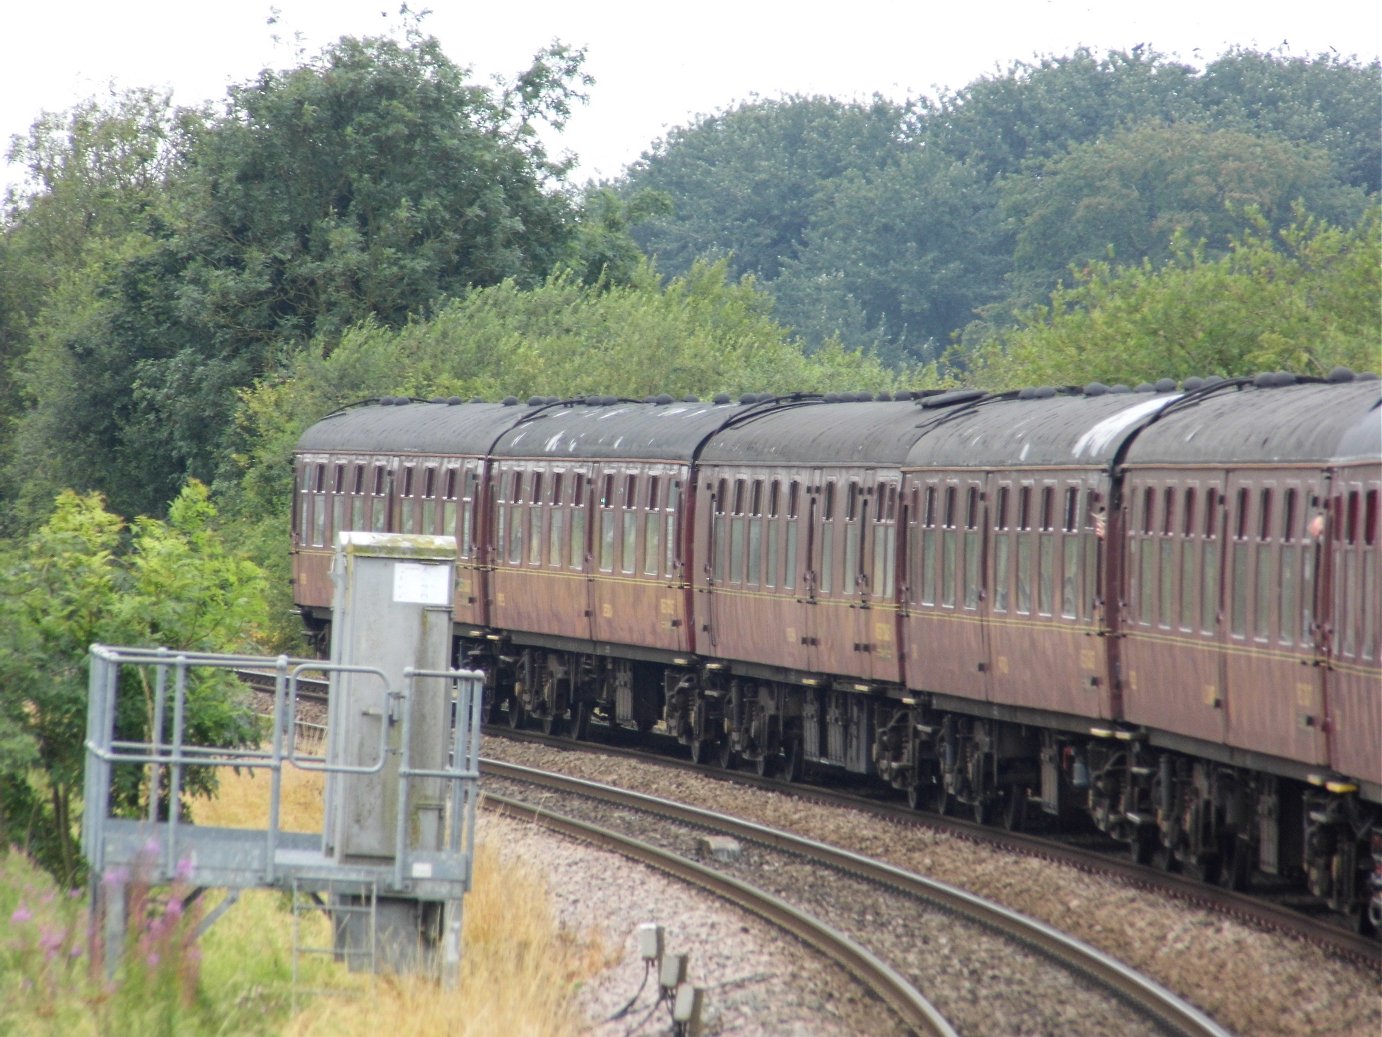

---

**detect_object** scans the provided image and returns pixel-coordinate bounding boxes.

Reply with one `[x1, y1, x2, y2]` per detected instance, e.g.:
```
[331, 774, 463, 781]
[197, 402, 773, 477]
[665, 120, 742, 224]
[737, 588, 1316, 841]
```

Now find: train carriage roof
[698, 399, 939, 466]
[492, 397, 808, 462]
[295, 399, 546, 456]
[1121, 379, 1382, 467]
[903, 390, 1184, 470]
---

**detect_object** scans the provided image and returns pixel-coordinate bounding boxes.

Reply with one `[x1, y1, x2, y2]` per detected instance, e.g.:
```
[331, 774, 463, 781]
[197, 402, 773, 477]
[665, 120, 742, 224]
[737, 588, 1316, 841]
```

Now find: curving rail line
[483, 758, 1234, 1037]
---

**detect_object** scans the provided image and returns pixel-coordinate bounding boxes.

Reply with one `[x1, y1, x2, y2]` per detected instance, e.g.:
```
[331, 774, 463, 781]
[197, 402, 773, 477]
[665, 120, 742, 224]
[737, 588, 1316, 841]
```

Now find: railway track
[235, 665, 1377, 966]
[483, 758, 1232, 1037]
[487, 722, 1382, 969]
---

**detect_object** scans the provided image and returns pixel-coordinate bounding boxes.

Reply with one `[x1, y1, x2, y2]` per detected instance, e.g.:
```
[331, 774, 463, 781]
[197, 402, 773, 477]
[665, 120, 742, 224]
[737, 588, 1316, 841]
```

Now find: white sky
[3, 1, 1378, 195]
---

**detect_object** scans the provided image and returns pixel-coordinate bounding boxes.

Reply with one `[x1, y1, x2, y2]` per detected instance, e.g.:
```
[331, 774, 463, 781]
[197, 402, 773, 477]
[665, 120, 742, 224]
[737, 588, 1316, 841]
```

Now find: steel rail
[481, 789, 958, 1037]
[483, 758, 1234, 1037]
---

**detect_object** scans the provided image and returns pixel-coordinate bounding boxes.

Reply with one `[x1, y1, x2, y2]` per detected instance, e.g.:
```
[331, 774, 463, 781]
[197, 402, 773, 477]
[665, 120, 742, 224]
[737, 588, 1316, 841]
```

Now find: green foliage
[772, 151, 1004, 363]
[964, 208, 1382, 388]
[2, 29, 590, 524]
[999, 121, 1370, 305]
[1, 847, 310, 1037]
[624, 48, 1379, 365]
[0, 483, 268, 883]
[623, 95, 909, 282]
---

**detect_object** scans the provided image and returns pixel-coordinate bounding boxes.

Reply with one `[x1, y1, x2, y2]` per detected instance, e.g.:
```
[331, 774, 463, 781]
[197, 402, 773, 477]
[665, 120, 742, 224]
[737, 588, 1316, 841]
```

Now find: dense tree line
[621, 48, 1379, 364]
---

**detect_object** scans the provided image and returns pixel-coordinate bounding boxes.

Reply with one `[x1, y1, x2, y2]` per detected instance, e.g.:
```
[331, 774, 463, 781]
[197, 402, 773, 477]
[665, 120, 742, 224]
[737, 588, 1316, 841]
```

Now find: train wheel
[541, 711, 562, 737]
[568, 700, 589, 742]
[507, 699, 526, 730]
[1188, 852, 1222, 886]
[1002, 786, 1027, 832]
[689, 736, 710, 765]
[782, 737, 804, 784]
[1131, 826, 1157, 866]
[906, 782, 923, 811]
[972, 795, 993, 826]
[718, 739, 737, 770]
[933, 780, 955, 817]
[754, 752, 775, 778]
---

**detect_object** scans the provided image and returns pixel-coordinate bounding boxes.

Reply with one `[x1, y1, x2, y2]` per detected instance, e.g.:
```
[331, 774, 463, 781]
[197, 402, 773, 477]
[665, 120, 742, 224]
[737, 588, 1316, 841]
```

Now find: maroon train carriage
[481, 392, 821, 738]
[1112, 375, 1381, 903]
[882, 384, 1188, 822]
[292, 395, 558, 650]
[291, 376, 1382, 931]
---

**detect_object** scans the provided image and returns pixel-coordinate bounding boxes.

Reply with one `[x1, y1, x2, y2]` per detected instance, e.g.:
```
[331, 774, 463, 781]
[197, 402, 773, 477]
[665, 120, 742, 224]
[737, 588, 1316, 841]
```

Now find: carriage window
[1230, 488, 1250, 637]
[458, 470, 477, 553]
[351, 463, 367, 530]
[644, 475, 661, 576]
[549, 472, 565, 569]
[1180, 487, 1197, 631]
[1062, 486, 1079, 619]
[1015, 487, 1031, 614]
[599, 474, 616, 573]
[730, 478, 747, 583]
[570, 473, 586, 570]
[528, 470, 544, 567]
[783, 481, 798, 591]
[921, 486, 937, 607]
[420, 466, 436, 533]
[940, 486, 959, 608]
[993, 486, 1011, 613]
[1037, 486, 1053, 615]
[964, 487, 981, 610]
[401, 465, 417, 533]
[1083, 489, 1101, 621]
[747, 480, 763, 587]
[873, 502, 895, 600]
[1203, 492, 1220, 634]
[665, 479, 681, 577]
[821, 485, 836, 595]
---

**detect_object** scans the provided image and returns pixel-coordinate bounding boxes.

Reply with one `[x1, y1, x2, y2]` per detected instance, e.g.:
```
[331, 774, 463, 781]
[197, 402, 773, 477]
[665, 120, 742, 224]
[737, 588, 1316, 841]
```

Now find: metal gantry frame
[81, 644, 484, 984]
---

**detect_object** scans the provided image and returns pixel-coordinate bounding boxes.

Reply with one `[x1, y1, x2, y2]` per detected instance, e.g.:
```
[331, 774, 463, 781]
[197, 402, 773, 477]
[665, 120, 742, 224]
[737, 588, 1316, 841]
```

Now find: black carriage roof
[698, 398, 938, 466]
[1121, 377, 1382, 466]
[903, 388, 1186, 469]
[492, 396, 793, 461]
[296, 398, 546, 455]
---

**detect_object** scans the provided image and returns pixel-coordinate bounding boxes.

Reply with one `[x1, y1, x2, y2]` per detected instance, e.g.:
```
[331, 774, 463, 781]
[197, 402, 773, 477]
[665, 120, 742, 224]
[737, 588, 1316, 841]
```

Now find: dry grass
[200, 760, 603, 1036]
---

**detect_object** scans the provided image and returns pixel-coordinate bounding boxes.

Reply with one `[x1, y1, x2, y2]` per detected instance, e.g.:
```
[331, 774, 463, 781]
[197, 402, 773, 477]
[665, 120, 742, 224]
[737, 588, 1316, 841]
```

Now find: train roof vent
[1357, 372, 1380, 381]
[740, 392, 760, 404]
[1017, 386, 1056, 400]
[876, 391, 892, 401]
[1154, 378, 1177, 392]
[1181, 377, 1204, 391]
[1253, 371, 1298, 388]
[919, 388, 986, 410]
[654, 393, 675, 404]
[1083, 382, 1109, 396]
[713, 392, 732, 405]
[501, 396, 519, 406]
[1326, 366, 1357, 383]
[1133, 382, 1154, 393]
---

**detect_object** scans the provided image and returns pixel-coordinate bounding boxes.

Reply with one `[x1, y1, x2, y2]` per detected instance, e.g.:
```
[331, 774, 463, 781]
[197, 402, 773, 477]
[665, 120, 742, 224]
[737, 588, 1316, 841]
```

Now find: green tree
[0, 482, 267, 883]
[965, 208, 1381, 388]
[623, 95, 909, 283]
[772, 150, 1004, 362]
[999, 121, 1370, 305]
[4, 29, 590, 524]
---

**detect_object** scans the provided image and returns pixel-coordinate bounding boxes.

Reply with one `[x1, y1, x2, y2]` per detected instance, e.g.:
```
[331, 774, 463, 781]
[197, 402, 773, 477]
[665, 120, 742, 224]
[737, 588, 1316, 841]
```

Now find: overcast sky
[3, 1, 1377, 194]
